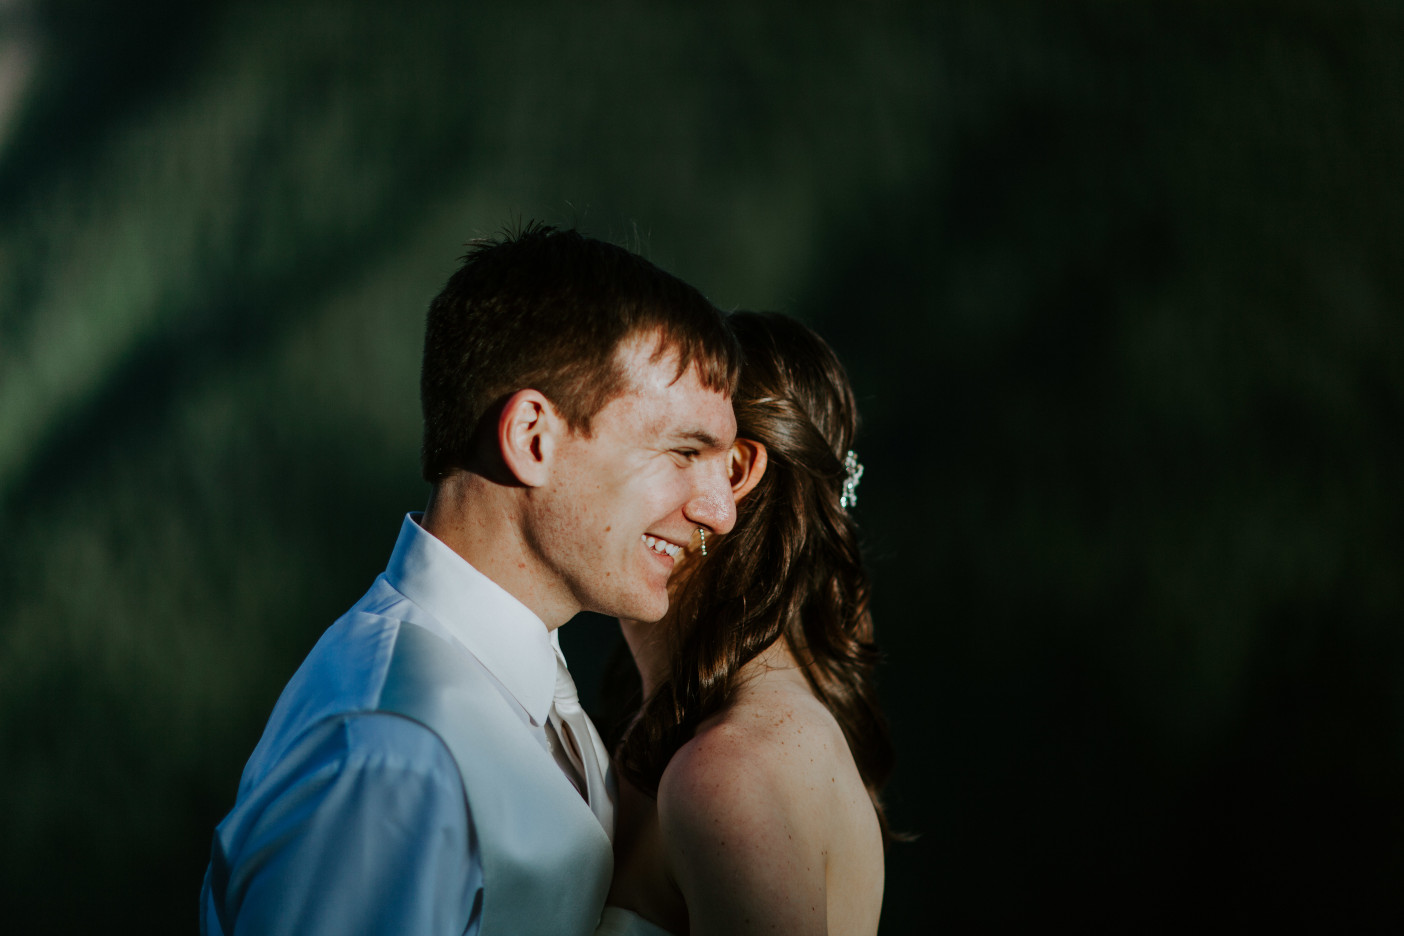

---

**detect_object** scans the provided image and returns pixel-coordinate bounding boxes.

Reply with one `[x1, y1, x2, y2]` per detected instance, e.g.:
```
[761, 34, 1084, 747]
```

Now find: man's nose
[685, 465, 738, 535]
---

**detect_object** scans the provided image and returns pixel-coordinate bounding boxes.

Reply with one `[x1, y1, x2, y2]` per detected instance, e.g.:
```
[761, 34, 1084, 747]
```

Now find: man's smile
[642, 534, 683, 559]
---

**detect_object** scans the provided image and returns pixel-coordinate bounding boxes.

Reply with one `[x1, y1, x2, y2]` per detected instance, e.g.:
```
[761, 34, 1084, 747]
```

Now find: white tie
[550, 649, 615, 840]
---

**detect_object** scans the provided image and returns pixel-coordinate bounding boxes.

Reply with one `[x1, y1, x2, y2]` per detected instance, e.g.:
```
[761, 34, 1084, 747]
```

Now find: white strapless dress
[596, 906, 678, 936]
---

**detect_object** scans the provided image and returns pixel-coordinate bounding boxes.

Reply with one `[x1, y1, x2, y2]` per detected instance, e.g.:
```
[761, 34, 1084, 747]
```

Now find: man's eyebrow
[670, 428, 727, 449]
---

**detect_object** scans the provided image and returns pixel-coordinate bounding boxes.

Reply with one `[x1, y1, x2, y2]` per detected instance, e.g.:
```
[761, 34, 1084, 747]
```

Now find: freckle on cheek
[604, 525, 611, 532]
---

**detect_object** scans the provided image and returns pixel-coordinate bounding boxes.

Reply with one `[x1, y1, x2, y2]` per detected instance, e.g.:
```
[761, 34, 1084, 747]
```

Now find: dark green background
[1, 1, 1400, 930]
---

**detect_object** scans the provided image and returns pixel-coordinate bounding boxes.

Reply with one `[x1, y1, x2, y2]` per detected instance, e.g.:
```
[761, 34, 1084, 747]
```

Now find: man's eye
[673, 449, 700, 461]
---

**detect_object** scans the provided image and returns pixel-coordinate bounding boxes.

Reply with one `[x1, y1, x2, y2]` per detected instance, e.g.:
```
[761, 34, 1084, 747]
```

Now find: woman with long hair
[599, 311, 895, 936]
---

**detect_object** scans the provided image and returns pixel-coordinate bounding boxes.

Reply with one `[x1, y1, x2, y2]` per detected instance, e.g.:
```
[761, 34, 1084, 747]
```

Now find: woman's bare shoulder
[660, 682, 852, 818]
[655, 686, 847, 934]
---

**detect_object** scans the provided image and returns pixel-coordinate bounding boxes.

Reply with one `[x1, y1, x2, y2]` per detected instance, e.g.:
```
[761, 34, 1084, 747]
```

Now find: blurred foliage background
[1, 0, 1401, 931]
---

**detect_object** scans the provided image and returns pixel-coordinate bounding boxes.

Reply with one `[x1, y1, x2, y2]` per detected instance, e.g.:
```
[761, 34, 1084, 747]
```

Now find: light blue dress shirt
[202, 514, 564, 936]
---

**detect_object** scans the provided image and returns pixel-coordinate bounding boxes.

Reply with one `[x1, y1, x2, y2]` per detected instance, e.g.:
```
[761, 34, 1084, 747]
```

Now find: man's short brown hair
[420, 224, 740, 483]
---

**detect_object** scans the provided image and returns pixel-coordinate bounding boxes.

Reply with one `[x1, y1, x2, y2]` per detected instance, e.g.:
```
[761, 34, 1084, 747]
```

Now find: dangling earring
[697, 527, 707, 556]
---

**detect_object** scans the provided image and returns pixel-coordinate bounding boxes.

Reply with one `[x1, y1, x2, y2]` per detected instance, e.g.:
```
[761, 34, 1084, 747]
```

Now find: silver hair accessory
[839, 450, 864, 510]
[697, 527, 707, 556]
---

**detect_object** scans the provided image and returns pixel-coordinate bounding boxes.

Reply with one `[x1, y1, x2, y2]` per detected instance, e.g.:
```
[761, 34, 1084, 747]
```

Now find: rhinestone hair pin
[839, 449, 864, 510]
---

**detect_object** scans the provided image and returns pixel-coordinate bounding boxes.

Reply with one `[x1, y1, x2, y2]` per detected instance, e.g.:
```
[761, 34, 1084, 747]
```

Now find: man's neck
[422, 474, 574, 630]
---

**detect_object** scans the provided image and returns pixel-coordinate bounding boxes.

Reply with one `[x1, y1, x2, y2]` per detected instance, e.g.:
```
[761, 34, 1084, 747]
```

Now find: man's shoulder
[344, 572, 416, 621]
[234, 611, 396, 786]
[290, 710, 464, 789]
[277, 572, 469, 721]
[276, 609, 405, 717]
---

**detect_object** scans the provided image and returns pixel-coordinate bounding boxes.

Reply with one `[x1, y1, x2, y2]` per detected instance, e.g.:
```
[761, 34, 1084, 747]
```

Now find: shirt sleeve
[213, 712, 480, 936]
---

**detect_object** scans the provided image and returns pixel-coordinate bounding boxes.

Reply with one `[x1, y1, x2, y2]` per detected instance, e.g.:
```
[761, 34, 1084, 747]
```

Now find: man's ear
[497, 389, 559, 487]
[729, 438, 768, 503]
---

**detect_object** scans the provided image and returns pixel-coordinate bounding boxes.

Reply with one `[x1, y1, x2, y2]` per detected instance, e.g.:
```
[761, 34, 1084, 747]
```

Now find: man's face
[527, 336, 738, 624]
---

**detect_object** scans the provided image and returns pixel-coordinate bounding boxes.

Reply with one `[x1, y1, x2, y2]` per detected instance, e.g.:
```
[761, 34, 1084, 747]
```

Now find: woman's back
[608, 641, 884, 935]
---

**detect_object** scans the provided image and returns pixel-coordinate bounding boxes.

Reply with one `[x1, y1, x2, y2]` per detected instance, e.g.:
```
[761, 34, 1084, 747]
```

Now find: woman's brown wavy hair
[613, 311, 896, 841]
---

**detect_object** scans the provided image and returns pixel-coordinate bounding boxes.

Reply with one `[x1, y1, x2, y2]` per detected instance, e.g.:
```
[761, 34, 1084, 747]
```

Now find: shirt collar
[384, 512, 557, 726]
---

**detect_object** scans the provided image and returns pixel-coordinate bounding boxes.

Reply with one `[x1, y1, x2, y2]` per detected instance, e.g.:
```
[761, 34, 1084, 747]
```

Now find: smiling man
[201, 226, 742, 936]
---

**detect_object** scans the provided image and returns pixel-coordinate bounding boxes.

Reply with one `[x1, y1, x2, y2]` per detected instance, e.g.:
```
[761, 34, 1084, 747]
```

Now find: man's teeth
[642, 535, 682, 559]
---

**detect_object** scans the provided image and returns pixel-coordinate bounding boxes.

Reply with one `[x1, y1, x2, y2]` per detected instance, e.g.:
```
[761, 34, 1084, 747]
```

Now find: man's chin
[605, 591, 669, 625]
